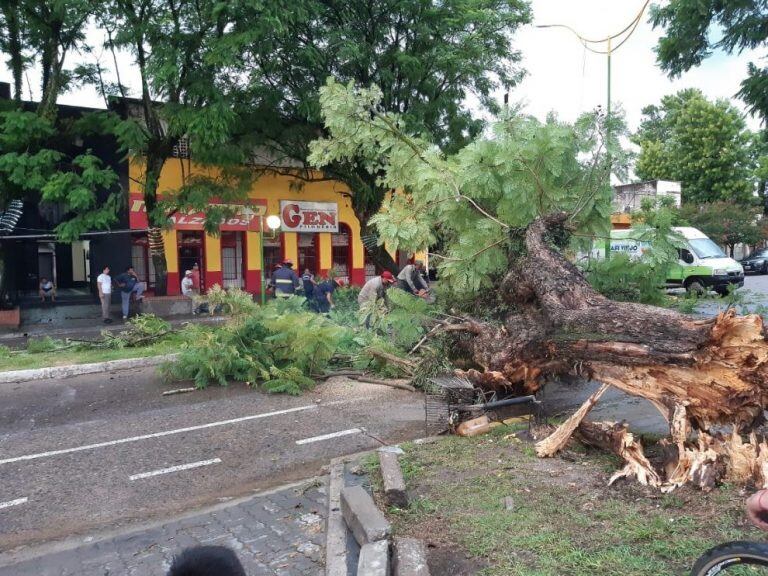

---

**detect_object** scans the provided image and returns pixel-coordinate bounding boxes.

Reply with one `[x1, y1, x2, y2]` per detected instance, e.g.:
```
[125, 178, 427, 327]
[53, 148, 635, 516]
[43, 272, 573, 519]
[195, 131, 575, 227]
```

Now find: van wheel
[685, 279, 705, 296]
[715, 287, 730, 298]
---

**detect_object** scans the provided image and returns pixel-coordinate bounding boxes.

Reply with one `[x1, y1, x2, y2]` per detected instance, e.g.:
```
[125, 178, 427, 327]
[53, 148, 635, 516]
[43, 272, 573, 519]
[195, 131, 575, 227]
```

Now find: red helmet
[335, 278, 348, 287]
[381, 270, 395, 283]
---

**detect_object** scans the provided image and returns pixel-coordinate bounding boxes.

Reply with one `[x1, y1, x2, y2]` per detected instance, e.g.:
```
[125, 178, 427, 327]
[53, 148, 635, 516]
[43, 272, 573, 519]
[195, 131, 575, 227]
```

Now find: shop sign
[280, 201, 338, 233]
[129, 194, 268, 231]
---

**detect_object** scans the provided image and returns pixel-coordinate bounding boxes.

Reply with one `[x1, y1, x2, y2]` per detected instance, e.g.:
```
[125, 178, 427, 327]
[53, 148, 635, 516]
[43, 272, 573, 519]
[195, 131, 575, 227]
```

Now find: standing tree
[223, 0, 532, 271]
[651, 0, 768, 124]
[310, 80, 768, 491]
[97, 0, 253, 294]
[633, 89, 754, 205]
[0, 1, 122, 303]
[679, 201, 764, 256]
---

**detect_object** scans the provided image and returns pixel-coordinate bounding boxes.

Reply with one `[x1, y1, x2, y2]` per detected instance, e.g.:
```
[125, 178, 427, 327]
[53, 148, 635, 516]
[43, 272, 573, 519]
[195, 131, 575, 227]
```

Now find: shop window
[221, 232, 244, 289]
[298, 233, 319, 275]
[131, 234, 156, 289]
[263, 233, 282, 276]
[331, 224, 351, 282]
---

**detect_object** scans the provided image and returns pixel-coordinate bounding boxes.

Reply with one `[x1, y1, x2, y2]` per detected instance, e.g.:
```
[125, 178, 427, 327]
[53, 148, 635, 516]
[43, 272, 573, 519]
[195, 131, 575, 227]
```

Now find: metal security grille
[222, 234, 243, 289]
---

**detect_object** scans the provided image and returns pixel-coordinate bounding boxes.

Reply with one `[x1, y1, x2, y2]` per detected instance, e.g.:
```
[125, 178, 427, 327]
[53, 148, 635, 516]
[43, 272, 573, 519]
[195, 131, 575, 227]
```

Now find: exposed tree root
[535, 384, 609, 457]
[447, 212, 768, 490]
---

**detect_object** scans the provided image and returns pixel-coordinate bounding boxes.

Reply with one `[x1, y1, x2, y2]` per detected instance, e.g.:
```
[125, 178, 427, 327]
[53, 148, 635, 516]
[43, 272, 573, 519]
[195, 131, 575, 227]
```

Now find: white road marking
[295, 428, 362, 445]
[0, 497, 28, 510]
[129, 458, 221, 481]
[0, 403, 339, 466]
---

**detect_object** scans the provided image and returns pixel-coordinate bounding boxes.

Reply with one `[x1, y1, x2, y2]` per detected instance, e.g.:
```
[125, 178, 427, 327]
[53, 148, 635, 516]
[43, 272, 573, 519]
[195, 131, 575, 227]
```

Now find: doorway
[177, 231, 204, 290]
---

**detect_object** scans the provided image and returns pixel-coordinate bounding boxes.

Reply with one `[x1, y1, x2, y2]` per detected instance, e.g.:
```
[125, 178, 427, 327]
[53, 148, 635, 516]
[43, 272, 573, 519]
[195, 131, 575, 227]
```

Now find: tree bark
[451, 212, 768, 489]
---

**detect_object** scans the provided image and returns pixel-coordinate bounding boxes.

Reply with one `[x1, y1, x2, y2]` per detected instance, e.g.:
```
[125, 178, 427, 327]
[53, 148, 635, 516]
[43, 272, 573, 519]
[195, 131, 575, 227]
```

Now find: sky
[511, 0, 762, 131]
[9, 0, 764, 133]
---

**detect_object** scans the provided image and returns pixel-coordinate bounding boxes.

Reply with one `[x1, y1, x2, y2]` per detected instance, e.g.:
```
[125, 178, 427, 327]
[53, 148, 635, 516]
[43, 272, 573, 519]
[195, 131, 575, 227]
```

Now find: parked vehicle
[595, 227, 744, 296]
[740, 248, 768, 275]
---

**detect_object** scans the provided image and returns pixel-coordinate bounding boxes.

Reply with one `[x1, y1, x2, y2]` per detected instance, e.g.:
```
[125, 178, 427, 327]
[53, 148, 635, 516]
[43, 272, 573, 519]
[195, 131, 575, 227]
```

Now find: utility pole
[537, 0, 649, 176]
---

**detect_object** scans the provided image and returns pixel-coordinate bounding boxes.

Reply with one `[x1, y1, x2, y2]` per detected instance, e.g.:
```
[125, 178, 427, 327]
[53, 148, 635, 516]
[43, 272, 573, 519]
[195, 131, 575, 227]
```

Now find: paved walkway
[0, 479, 327, 576]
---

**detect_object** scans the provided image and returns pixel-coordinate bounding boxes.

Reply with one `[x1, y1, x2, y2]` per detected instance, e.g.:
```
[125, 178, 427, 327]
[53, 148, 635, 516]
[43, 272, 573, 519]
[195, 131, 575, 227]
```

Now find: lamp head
[266, 215, 281, 230]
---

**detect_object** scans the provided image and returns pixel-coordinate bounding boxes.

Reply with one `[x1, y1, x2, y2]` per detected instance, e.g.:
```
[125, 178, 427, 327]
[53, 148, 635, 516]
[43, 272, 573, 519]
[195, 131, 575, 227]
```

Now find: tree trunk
[451, 212, 768, 489]
[143, 154, 169, 295]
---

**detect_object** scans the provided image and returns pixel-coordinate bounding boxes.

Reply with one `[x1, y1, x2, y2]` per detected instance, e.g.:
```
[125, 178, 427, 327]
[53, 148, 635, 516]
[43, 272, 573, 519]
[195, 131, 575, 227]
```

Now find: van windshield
[689, 238, 726, 259]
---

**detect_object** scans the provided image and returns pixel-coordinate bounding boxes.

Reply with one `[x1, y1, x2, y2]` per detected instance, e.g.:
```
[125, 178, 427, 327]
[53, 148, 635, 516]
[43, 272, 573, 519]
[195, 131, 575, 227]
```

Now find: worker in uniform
[358, 270, 396, 327]
[396, 259, 429, 296]
[271, 259, 299, 297]
[312, 277, 345, 314]
[301, 268, 317, 301]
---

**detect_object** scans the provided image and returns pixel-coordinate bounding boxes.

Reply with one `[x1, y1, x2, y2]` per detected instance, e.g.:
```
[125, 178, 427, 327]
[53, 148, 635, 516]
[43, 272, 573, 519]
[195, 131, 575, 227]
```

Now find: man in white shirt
[97, 266, 113, 324]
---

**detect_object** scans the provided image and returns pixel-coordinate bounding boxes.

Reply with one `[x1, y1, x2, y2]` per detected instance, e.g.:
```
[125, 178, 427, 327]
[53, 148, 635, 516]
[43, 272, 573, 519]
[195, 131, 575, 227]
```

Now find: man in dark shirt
[312, 277, 344, 313]
[116, 265, 144, 320]
[271, 260, 300, 297]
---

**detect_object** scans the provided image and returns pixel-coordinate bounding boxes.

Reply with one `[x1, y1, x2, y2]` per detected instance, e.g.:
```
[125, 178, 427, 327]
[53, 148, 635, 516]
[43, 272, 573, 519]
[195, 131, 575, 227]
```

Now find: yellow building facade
[128, 160, 375, 296]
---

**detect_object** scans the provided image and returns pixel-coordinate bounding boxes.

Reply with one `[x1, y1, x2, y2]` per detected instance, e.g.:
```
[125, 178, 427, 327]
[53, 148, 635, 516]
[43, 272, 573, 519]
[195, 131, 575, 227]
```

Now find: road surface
[0, 366, 425, 554]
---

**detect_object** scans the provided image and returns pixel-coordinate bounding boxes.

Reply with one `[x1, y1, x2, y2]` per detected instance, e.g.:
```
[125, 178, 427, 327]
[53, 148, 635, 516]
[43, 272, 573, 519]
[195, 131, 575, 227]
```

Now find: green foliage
[165, 300, 354, 395]
[101, 314, 172, 349]
[202, 285, 258, 316]
[310, 80, 616, 296]
[633, 89, 754, 205]
[362, 288, 433, 349]
[584, 197, 684, 305]
[26, 336, 64, 354]
[678, 201, 765, 255]
[584, 254, 668, 305]
[651, 0, 768, 122]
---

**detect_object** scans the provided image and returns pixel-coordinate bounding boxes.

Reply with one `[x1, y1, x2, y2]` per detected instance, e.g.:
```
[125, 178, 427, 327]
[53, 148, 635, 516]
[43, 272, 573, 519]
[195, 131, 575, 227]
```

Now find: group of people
[268, 259, 345, 313]
[268, 258, 430, 318]
[96, 265, 146, 323]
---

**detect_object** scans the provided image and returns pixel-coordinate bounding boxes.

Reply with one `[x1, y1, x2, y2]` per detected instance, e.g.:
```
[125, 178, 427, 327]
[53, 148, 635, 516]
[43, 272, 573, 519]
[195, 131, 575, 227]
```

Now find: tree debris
[535, 384, 609, 457]
[448, 213, 768, 490]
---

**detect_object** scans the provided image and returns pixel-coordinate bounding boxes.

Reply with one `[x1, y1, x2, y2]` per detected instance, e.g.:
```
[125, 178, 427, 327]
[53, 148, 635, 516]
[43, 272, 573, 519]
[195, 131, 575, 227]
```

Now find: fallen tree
[454, 213, 768, 490]
[309, 80, 768, 490]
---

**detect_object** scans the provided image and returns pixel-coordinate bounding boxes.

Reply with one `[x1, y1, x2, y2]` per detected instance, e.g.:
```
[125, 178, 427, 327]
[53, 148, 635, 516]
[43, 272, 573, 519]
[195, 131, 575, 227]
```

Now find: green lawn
[0, 339, 179, 372]
[366, 426, 765, 576]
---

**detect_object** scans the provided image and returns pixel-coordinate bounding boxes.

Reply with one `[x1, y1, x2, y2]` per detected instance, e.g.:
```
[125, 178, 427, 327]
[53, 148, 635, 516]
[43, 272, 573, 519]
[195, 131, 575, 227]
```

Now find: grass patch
[0, 337, 181, 371]
[381, 425, 764, 576]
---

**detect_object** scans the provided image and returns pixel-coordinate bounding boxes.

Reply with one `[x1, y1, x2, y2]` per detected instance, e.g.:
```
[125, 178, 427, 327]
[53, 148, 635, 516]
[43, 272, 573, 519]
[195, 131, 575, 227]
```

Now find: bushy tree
[225, 0, 532, 271]
[679, 201, 764, 256]
[309, 80, 615, 294]
[633, 89, 754, 205]
[651, 0, 768, 123]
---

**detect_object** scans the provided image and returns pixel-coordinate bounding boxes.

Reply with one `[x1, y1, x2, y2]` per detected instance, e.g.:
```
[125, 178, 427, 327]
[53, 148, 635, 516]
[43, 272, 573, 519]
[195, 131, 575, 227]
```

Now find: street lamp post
[259, 214, 282, 305]
[536, 0, 650, 174]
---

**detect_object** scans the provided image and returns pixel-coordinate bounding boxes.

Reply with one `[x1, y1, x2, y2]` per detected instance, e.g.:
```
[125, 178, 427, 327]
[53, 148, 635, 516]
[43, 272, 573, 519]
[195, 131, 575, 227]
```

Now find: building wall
[128, 160, 367, 296]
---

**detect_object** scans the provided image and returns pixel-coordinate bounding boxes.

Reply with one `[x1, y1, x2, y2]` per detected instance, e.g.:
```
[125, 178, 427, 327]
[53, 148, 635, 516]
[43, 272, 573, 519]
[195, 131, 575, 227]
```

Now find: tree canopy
[679, 201, 764, 255]
[651, 0, 768, 124]
[309, 80, 616, 293]
[226, 0, 532, 269]
[633, 89, 755, 205]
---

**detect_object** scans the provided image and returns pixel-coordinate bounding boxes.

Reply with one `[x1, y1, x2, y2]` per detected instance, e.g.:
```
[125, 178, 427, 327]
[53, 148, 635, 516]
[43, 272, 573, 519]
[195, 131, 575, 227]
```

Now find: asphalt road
[0, 367, 425, 553]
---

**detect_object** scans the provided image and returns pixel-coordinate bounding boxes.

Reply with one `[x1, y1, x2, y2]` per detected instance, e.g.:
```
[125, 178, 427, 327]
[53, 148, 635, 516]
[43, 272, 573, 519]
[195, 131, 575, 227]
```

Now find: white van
[599, 227, 744, 295]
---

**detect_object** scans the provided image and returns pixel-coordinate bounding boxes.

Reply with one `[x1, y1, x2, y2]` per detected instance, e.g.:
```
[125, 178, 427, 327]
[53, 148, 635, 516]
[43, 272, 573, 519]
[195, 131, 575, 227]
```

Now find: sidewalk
[0, 478, 327, 576]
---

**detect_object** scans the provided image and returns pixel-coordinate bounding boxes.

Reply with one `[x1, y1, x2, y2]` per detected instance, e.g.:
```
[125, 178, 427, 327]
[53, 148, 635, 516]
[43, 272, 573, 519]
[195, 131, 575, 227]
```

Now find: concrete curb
[325, 460, 349, 576]
[0, 353, 178, 385]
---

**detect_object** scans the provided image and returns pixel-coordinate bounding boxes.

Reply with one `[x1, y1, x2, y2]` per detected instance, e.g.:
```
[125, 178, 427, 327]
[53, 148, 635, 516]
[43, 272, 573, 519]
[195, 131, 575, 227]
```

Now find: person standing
[191, 262, 202, 295]
[181, 270, 194, 297]
[397, 260, 429, 296]
[116, 265, 144, 320]
[97, 266, 113, 324]
[301, 269, 317, 300]
[313, 277, 344, 313]
[271, 259, 300, 297]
